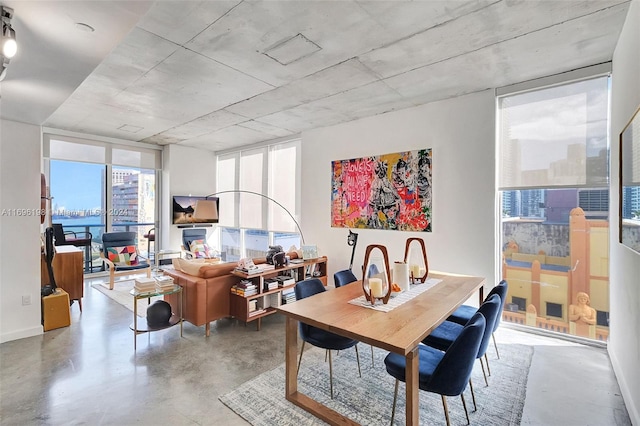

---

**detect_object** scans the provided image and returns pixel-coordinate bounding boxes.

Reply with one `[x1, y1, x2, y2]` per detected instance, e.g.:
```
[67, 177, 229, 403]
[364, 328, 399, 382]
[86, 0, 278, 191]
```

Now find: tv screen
[172, 196, 219, 225]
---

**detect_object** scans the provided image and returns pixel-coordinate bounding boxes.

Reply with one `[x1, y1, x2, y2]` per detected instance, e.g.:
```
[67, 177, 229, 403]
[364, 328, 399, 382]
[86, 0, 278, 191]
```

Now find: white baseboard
[608, 346, 640, 426]
[0, 326, 42, 344]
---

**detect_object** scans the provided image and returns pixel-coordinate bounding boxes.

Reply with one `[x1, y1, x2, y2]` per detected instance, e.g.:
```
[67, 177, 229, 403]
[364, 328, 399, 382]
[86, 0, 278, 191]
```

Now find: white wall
[301, 90, 496, 291]
[609, 1, 640, 423]
[162, 144, 217, 251]
[0, 119, 43, 342]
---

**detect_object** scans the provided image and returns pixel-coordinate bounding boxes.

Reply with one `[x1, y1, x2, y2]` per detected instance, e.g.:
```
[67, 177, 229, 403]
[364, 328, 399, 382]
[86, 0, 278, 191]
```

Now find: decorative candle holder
[404, 237, 429, 284]
[362, 244, 392, 305]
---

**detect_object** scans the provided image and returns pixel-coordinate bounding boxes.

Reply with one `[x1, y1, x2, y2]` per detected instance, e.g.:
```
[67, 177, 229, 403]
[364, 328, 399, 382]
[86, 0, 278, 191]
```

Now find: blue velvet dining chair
[447, 280, 508, 359]
[333, 269, 357, 288]
[294, 278, 361, 399]
[333, 269, 375, 366]
[384, 312, 486, 426]
[421, 294, 501, 413]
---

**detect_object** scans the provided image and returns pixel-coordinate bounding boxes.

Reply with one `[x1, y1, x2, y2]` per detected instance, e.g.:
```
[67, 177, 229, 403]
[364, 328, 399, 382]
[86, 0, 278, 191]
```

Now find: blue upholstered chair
[333, 269, 375, 366]
[422, 293, 502, 407]
[100, 232, 151, 290]
[447, 280, 508, 359]
[294, 278, 361, 399]
[384, 313, 486, 426]
[333, 269, 357, 288]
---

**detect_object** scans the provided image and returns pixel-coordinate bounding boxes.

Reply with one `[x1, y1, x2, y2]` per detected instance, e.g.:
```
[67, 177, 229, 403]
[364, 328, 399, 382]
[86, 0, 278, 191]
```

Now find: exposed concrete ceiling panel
[136, 1, 241, 45]
[0, 1, 153, 125]
[359, 0, 625, 79]
[0, 1, 631, 153]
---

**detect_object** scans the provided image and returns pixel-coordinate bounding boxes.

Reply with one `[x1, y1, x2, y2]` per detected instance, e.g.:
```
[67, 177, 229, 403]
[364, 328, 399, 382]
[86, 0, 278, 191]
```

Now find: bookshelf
[230, 256, 327, 330]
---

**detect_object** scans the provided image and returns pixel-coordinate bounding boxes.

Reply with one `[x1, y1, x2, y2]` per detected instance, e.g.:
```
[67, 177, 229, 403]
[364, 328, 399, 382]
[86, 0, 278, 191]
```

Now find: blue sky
[50, 160, 102, 211]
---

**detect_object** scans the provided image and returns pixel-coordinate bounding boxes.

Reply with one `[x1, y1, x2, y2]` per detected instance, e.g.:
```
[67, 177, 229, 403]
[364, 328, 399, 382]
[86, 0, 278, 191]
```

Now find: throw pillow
[189, 239, 210, 259]
[106, 245, 139, 266]
[177, 258, 206, 276]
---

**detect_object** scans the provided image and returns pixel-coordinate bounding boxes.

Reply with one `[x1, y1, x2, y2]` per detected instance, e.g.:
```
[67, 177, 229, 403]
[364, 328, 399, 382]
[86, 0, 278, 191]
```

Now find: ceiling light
[1, 6, 16, 59]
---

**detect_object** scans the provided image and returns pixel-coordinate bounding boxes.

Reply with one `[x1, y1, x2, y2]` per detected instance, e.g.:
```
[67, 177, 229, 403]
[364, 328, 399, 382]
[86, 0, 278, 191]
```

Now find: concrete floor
[0, 276, 631, 425]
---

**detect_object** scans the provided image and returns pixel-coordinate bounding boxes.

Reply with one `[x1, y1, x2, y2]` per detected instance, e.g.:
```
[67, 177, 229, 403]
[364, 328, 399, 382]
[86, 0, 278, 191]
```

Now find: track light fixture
[0, 5, 16, 81]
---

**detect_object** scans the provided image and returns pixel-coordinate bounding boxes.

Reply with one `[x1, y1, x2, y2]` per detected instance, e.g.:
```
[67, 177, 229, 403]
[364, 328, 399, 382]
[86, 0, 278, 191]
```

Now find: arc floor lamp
[202, 189, 306, 245]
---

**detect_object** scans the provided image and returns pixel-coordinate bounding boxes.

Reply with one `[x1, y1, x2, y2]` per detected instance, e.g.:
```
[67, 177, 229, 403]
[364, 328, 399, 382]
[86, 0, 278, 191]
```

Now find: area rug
[220, 342, 532, 425]
[91, 279, 162, 317]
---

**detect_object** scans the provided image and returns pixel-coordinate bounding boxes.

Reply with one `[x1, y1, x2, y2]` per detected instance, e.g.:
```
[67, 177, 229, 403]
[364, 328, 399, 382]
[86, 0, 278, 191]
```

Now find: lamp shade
[193, 199, 218, 221]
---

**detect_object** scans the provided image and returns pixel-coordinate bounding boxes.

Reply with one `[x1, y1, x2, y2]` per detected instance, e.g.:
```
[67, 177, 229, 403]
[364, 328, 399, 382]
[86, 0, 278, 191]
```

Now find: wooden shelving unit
[230, 256, 327, 330]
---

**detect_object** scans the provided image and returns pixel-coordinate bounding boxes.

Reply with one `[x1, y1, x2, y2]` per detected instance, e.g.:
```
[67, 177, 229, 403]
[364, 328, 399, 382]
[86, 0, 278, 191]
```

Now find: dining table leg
[406, 346, 420, 425]
[285, 316, 298, 398]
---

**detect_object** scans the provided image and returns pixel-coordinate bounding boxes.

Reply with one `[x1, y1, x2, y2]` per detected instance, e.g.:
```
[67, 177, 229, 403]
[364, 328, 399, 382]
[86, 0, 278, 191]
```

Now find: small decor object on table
[147, 300, 172, 327]
[361, 244, 392, 305]
[393, 261, 410, 292]
[404, 237, 429, 283]
[266, 245, 284, 265]
[134, 277, 156, 292]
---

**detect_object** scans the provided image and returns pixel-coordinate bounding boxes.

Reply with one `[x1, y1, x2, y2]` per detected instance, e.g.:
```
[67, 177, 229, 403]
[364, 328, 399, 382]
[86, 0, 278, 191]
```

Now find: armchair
[181, 228, 218, 259]
[100, 232, 151, 290]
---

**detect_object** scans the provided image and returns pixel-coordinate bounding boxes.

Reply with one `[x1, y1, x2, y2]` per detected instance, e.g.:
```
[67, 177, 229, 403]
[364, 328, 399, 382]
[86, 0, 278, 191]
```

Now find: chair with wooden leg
[294, 278, 362, 399]
[100, 232, 151, 290]
[384, 312, 486, 426]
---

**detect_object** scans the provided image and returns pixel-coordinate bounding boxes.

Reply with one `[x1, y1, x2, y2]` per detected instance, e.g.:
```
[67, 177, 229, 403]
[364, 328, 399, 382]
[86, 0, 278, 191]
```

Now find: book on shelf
[237, 279, 256, 289]
[276, 275, 296, 287]
[232, 287, 257, 296]
[263, 278, 279, 291]
[234, 264, 275, 275]
[248, 308, 266, 317]
[281, 287, 296, 303]
[249, 299, 258, 312]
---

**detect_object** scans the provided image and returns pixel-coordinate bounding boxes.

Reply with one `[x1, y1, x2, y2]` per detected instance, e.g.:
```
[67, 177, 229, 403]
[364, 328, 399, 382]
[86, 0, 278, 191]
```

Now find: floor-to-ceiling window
[44, 135, 161, 272]
[497, 70, 610, 341]
[215, 139, 301, 261]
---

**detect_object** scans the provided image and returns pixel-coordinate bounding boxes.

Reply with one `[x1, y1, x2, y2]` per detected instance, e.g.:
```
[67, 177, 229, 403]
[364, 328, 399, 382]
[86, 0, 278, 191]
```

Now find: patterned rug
[220, 341, 532, 425]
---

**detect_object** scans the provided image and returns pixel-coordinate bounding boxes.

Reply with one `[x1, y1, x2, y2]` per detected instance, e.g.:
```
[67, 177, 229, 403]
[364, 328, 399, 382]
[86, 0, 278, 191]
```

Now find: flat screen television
[172, 195, 219, 225]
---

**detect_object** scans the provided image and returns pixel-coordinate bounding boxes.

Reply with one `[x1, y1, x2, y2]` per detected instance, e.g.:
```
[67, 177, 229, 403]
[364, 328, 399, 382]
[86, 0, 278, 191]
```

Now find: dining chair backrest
[334, 269, 358, 288]
[51, 223, 68, 245]
[489, 280, 508, 332]
[475, 294, 501, 359]
[294, 278, 326, 300]
[294, 278, 333, 342]
[426, 312, 486, 396]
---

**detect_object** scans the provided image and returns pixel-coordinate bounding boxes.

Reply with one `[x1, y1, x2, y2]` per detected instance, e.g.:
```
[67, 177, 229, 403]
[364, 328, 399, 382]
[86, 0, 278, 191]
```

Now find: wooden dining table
[276, 271, 485, 425]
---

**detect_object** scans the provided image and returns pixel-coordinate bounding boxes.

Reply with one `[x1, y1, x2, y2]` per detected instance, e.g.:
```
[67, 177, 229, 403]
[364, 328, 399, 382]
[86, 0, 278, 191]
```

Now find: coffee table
[129, 284, 183, 350]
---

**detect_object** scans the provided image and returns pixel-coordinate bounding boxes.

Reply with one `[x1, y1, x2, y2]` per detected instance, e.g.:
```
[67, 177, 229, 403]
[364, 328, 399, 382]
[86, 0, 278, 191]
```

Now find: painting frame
[619, 105, 640, 254]
[331, 148, 432, 232]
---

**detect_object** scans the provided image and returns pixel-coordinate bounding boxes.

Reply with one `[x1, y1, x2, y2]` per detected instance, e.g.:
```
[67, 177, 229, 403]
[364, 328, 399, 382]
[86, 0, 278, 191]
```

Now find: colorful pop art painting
[331, 149, 432, 232]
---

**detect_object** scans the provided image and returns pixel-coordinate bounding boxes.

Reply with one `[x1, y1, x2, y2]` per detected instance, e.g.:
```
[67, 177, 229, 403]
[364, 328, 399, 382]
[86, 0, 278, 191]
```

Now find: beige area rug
[91, 279, 162, 318]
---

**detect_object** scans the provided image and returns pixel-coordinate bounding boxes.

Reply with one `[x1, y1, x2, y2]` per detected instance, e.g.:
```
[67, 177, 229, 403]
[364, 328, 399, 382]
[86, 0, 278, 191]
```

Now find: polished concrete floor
[0, 276, 631, 425]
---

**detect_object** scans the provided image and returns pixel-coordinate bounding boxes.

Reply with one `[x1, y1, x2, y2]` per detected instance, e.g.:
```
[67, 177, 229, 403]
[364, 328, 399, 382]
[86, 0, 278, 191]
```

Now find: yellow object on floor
[42, 289, 71, 331]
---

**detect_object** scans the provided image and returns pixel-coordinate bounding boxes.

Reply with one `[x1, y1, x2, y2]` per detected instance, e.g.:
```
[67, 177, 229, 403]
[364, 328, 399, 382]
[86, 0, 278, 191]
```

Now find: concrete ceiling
[0, 1, 631, 152]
